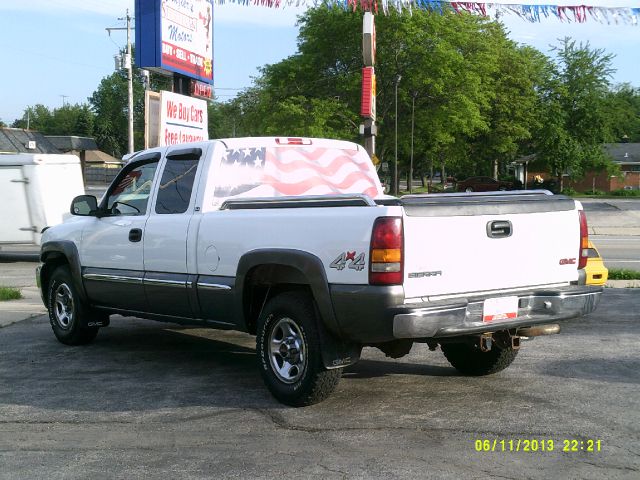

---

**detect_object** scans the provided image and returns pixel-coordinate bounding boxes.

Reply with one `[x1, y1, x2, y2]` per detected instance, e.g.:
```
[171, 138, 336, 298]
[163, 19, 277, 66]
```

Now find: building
[569, 143, 640, 192]
[0, 128, 61, 155]
[0, 128, 122, 186]
[513, 143, 640, 192]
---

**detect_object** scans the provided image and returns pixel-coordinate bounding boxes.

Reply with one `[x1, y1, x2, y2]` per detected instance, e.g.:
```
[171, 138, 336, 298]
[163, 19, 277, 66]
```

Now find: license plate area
[483, 296, 519, 323]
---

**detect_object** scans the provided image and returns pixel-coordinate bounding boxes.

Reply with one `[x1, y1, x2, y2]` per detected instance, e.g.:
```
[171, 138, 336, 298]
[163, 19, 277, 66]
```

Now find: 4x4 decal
[330, 251, 365, 271]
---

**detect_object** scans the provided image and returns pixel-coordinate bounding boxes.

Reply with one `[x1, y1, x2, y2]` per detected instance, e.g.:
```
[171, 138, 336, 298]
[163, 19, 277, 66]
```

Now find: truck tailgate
[401, 192, 581, 299]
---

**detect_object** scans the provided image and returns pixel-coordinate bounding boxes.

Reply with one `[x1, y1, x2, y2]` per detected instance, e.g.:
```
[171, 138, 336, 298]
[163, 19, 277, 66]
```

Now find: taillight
[369, 217, 403, 285]
[578, 210, 589, 269]
[275, 137, 312, 145]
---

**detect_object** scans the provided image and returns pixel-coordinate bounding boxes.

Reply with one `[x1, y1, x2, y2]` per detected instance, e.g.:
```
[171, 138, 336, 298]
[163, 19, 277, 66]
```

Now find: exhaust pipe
[517, 324, 560, 337]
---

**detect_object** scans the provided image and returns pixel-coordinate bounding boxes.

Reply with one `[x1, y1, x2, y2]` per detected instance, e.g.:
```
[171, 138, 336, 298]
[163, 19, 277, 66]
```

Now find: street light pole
[410, 92, 417, 194]
[394, 74, 401, 196]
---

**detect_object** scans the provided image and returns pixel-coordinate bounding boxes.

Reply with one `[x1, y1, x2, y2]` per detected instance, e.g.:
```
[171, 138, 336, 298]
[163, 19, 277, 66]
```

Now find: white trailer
[0, 153, 84, 245]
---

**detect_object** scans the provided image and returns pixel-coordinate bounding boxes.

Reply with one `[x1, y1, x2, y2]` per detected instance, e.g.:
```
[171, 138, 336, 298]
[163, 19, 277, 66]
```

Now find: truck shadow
[343, 358, 453, 378]
[0, 316, 454, 414]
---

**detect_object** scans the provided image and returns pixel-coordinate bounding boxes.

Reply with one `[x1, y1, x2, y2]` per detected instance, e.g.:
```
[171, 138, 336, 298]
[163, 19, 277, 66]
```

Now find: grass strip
[608, 268, 640, 280]
[0, 286, 22, 301]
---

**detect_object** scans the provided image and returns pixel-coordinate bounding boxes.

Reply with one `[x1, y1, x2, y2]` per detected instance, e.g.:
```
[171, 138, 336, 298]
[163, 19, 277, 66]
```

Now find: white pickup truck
[37, 137, 602, 406]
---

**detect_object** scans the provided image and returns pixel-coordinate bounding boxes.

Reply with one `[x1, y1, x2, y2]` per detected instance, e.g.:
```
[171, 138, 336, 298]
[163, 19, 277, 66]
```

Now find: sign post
[361, 12, 377, 157]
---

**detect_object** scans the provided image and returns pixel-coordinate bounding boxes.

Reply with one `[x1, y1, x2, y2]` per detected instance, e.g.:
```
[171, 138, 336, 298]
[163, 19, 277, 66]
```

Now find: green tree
[88, 47, 171, 157]
[227, 7, 534, 193]
[12, 103, 94, 137]
[89, 70, 145, 157]
[470, 44, 548, 179]
[534, 38, 615, 190]
[603, 84, 640, 142]
[12, 104, 53, 131]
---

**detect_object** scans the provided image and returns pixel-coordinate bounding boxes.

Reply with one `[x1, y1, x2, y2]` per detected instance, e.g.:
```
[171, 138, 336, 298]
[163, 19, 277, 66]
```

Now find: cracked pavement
[0, 290, 639, 479]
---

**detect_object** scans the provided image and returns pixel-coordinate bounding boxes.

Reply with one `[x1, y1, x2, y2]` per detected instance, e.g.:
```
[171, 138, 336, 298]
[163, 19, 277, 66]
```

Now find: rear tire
[47, 266, 100, 346]
[256, 291, 341, 407]
[441, 342, 518, 376]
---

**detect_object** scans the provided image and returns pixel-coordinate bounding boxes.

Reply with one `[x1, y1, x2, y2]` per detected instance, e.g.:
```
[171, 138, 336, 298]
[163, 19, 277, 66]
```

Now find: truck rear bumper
[330, 284, 602, 343]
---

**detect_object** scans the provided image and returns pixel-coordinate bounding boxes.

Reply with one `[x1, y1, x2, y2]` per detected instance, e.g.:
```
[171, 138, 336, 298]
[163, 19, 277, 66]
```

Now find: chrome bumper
[393, 286, 602, 339]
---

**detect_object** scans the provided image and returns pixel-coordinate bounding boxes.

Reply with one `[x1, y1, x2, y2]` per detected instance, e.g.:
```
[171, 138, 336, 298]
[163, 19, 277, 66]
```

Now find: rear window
[205, 146, 382, 210]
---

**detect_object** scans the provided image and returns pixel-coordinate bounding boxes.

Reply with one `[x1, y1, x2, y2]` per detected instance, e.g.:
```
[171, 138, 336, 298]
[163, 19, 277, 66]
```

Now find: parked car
[584, 240, 608, 286]
[38, 137, 602, 406]
[457, 176, 513, 193]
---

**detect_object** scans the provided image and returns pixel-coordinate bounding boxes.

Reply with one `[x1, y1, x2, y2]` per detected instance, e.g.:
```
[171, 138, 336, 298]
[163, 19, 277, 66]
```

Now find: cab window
[106, 160, 159, 216]
[155, 152, 201, 214]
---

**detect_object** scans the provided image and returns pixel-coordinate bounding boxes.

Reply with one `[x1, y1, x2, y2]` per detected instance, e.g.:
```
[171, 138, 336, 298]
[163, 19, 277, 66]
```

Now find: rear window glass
[206, 146, 382, 210]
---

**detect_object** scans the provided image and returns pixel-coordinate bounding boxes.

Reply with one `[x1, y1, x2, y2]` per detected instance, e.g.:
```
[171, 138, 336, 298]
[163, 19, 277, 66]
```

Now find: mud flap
[316, 317, 362, 369]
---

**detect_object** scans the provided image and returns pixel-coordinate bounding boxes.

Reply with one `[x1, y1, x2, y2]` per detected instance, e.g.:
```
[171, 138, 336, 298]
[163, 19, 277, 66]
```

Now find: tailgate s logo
[487, 220, 512, 239]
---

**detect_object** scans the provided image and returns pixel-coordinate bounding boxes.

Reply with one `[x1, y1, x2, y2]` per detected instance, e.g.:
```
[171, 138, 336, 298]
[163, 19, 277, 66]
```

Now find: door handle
[129, 228, 142, 242]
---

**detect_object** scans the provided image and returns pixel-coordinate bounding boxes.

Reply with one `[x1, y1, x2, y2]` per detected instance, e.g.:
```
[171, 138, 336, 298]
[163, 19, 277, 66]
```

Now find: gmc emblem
[559, 258, 577, 265]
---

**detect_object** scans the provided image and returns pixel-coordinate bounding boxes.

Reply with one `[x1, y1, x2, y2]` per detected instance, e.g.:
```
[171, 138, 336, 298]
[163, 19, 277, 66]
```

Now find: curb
[589, 227, 640, 236]
[605, 280, 640, 288]
[0, 286, 47, 328]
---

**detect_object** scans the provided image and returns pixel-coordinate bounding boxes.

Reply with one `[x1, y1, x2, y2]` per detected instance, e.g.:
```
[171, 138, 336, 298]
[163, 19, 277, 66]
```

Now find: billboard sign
[191, 79, 213, 100]
[135, 0, 213, 83]
[158, 91, 209, 146]
[361, 67, 376, 120]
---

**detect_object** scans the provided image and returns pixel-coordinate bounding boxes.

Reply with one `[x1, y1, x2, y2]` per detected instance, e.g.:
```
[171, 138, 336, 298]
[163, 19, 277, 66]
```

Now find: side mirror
[70, 195, 98, 216]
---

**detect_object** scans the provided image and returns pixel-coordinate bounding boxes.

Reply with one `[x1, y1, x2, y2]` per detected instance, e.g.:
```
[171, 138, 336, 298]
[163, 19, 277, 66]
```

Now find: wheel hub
[278, 336, 301, 363]
[54, 283, 74, 329]
[269, 317, 306, 384]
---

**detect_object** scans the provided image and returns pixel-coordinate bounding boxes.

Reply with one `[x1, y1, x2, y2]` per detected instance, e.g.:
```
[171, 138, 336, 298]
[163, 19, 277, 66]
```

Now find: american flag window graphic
[210, 146, 382, 207]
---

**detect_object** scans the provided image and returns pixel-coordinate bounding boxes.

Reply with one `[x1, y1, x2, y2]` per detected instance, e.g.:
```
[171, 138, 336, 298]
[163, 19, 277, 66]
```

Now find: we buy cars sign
[159, 90, 208, 146]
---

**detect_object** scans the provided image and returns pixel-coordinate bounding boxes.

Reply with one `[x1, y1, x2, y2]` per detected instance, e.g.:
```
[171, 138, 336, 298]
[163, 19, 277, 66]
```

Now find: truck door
[81, 154, 161, 312]
[143, 147, 204, 318]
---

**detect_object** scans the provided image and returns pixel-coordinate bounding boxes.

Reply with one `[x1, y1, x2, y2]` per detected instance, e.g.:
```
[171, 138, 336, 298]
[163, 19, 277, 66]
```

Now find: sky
[0, 0, 638, 126]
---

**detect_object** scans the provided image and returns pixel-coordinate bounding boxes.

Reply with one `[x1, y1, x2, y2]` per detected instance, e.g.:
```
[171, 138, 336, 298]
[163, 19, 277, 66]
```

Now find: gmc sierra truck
[37, 137, 602, 406]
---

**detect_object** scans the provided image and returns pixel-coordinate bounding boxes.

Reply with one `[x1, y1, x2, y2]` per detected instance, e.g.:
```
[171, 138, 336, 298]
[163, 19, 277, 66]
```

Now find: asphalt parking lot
[0, 289, 638, 479]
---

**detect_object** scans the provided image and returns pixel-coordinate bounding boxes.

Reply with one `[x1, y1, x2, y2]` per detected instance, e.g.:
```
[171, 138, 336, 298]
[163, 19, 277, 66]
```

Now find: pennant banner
[213, 0, 640, 26]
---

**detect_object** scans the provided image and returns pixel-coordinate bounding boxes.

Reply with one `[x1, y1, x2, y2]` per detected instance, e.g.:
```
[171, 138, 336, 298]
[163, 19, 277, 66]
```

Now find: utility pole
[125, 9, 134, 154]
[60, 95, 69, 107]
[106, 10, 134, 154]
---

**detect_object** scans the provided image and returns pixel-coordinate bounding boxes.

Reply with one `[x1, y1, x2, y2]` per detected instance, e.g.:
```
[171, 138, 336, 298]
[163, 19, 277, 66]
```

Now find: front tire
[441, 342, 518, 376]
[256, 291, 341, 407]
[465, 187, 474, 193]
[47, 266, 99, 345]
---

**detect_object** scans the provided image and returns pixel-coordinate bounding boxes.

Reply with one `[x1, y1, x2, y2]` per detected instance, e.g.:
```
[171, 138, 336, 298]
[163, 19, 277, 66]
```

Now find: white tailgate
[402, 194, 580, 299]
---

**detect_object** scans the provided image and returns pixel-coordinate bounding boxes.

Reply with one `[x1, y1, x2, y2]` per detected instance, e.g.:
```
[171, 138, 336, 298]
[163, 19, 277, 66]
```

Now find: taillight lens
[369, 217, 403, 285]
[275, 137, 312, 145]
[578, 210, 589, 269]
